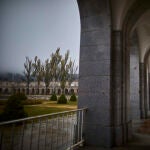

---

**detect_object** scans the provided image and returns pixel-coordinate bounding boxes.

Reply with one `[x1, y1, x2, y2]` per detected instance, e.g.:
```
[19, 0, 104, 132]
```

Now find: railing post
[0, 130, 3, 150]
[20, 121, 25, 150]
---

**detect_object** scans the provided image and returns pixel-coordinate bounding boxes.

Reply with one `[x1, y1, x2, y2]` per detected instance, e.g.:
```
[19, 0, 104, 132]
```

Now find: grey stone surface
[139, 63, 147, 118]
[149, 73, 150, 110]
[78, 0, 110, 18]
[111, 31, 126, 145]
[80, 30, 110, 46]
[77, 0, 149, 148]
[81, 15, 106, 31]
[129, 33, 140, 120]
[80, 45, 110, 62]
[77, 0, 112, 147]
[80, 61, 110, 76]
[83, 125, 113, 147]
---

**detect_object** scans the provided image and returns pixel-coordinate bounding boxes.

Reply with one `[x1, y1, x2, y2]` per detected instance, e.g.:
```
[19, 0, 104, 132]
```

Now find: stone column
[139, 63, 147, 118]
[144, 64, 149, 118]
[111, 31, 132, 146]
[146, 66, 150, 111]
[77, 0, 112, 147]
[149, 73, 150, 110]
[129, 33, 140, 120]
[111, 31, 123, 146]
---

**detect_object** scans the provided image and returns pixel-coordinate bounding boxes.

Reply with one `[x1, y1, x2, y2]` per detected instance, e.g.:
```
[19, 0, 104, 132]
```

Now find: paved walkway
[76, 119, 150, 150]
[76, 134, 150, 150]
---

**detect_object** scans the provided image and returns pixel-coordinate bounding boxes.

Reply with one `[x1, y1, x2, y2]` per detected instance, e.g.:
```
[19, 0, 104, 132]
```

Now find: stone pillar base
[114, 121, 132, 146]
[83, 121, 132, 147]
[83, 123, 113, 147]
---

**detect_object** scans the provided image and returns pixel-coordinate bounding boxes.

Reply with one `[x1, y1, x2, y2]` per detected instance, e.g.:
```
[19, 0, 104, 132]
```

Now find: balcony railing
[0, 108, 87, 150]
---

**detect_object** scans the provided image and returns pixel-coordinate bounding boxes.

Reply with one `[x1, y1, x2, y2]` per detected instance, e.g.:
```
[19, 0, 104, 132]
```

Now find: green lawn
[24, 105, 72, 117]
[0, 100, 77, 117]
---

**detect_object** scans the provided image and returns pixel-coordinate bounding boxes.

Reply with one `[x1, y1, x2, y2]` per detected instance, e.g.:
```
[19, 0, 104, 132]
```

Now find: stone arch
[32, 88, 35, 95]
[42, 89, 45, 95]
[4, 88, 8, 94]
[77, 88, 78, 94]
[58, 89, 61, 95]
[17, 88, 20, 93]
[110, 0, 150, 146]
[65, 89, 69, 95]
[22, 88, 25, 94]
[123, 0, 150, 35]
[0, 88, 2, 93]
[70, 89, 74, 94]
[122, 0, 150, 120]
[13, 88, 16, 94]
[47, 89, 50, 95]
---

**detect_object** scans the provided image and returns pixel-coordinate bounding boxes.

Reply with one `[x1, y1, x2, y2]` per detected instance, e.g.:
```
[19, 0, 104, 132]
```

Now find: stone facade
[0, 81, 78, 95]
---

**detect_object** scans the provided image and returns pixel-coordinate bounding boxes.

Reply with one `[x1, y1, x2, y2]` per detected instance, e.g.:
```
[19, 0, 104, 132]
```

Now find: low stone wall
[0, 94, 78, 101]
[0, 95, 9, 100]
[27, 95, 50, 100]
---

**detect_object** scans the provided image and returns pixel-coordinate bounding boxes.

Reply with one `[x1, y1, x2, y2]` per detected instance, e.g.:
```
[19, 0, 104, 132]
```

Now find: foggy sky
[0, 0, 80, 73]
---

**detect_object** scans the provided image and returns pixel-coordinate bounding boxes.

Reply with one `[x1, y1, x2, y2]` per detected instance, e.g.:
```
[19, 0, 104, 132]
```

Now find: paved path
[76, 119, 150, 150]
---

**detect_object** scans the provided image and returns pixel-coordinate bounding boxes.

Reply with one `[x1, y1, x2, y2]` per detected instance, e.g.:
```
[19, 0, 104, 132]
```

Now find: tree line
[24, 48, 78, 95]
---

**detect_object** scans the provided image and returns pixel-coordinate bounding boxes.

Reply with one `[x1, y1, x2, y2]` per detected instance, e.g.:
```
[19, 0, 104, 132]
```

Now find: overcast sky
[0, 0, 80, 73]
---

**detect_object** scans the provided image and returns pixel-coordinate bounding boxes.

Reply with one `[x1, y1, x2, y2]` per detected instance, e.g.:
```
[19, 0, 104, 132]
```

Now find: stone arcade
[77, 0, 150, 147]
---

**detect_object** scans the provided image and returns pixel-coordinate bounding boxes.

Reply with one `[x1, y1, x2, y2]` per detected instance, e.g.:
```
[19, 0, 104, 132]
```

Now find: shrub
[0, 94, 28, 122]
[50, 93, 57, 101]
[57, 94, 67, 104]
[70, 93, 77, 101]
[15, 93, 27, 101]
[0, 100, 7, 105]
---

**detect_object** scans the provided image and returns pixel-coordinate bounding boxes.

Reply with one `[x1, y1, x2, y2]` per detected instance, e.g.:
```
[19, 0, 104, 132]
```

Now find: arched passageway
[4, 88, 8, 94]
[42, 89, 45, 95]
[0, 88, 2, 93]
[77, 0, 150, 147]
[22, 88, 25, 94]
[32, 88, 35, 95]
[65, 89, 69, 95]
[58, 89, 61, 95]
[70, 89, 74, 94]
[17, 88, 20, 93]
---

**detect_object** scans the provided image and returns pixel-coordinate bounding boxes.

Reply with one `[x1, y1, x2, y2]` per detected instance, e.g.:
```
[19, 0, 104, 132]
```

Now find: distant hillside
[0, 73, 26, 82]
[0, 73, 79, 82]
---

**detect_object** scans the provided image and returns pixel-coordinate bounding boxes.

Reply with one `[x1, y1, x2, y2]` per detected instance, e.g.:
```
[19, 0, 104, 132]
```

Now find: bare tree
[43, 59, 52, 95]
[59, 50, 70, 94]
[67, 59, 78, 94]
[23, 57, 33, 95]
[32, 56, 44, 94]
[51, 48, 62, 94]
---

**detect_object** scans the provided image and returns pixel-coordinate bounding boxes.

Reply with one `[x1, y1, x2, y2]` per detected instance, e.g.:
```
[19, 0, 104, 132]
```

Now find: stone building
[0, 0, 150, 148]
[77, 0, 150, 147]
[0, 81, 78, 95]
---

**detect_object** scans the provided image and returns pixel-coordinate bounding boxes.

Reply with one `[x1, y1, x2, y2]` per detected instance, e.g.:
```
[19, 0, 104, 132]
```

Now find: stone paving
[76, 119, 150, 150]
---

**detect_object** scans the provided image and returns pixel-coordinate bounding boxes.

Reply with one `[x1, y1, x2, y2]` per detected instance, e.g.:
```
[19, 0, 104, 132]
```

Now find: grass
[0, 100, 77, 117]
